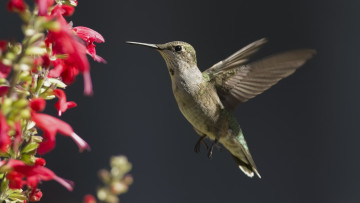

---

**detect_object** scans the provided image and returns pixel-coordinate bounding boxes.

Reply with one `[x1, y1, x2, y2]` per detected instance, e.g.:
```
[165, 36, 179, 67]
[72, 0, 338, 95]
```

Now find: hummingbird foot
[194, 134, 208, 153]
[207, 139, 219, 159]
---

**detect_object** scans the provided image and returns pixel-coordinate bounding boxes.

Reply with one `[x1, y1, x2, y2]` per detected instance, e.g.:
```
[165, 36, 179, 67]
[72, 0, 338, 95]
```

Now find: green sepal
[7, 189, 27, 202]
[2, 98, 13, 116]
[28, 33, 44, 45]
[12, 99, 28, 109]
[46, 78, 67, 89]
[25, 47, 47, 56]
[20, 154, 35, 165]
[1, 178, 9, 193]
[21, 142, 39, 154]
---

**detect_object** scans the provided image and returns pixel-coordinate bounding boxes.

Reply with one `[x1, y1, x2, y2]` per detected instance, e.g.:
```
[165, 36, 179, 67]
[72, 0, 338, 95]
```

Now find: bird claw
[194, 135, 207, 153]
[207, 139, 219, 159]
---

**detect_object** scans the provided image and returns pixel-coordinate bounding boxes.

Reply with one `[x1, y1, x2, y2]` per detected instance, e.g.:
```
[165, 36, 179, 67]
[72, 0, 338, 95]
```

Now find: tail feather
[221, 127, 261, 178]
[231, 155, 261, 178]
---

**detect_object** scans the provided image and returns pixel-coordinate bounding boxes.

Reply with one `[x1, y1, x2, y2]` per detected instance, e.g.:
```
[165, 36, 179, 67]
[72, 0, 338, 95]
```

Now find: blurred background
[1, 0, 360, 202]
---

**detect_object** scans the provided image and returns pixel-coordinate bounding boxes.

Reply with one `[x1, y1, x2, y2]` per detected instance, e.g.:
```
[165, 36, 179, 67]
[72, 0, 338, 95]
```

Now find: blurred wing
[211, 49, 316, 110]
[204, 38, 268, 76]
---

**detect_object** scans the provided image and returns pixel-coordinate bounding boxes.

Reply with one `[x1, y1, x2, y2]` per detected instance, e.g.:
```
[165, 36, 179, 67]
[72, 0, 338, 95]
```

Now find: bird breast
[172, 74, 222, 138]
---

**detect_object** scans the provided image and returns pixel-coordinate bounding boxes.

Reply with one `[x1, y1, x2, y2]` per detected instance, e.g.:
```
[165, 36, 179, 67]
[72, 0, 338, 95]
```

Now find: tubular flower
[2, 159, 74, 191]
[31, 111, 90, 154]
[73, 26, 107, 63]
[53, 89, 77, 116]
[0, 112, 11, 153]
[34, 0, 55, 16]
[51, 4, 75, 16]
[46, 12, 93, 95]
[7, 0, 26, 13]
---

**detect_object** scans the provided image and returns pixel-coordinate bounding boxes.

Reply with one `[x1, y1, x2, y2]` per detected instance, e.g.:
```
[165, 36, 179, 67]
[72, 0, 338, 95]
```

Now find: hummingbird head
[126, 41, 197, 77]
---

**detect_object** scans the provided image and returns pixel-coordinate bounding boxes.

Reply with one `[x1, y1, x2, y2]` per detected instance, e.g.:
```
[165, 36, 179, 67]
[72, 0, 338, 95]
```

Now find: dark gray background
[1, 0, 360, 202]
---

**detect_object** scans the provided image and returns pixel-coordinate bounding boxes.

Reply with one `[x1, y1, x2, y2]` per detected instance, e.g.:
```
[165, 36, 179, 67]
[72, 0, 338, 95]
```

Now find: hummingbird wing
[205, 45, 316, 110]
[205, 38, 268, 75]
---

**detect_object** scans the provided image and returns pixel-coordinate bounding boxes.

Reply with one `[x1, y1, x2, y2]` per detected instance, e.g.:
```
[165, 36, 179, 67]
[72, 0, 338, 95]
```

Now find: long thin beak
[126, 41, 159, 49]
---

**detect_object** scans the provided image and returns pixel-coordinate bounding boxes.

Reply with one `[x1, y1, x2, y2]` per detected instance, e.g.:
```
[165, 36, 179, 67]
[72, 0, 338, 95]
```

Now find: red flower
[2, 159, 74, 191]
[45, 13, 93, 95]
[0, 86, 9, 97]
[7, 0, 26, 13]
[73, 26, 107, 63]
[83, 194, 97, 203]
[31, 111, 90, 154]
[51, 4, 75, 16]
[53, 89, 77, 116]
[0, 112, 11, 153]
[30, 98, 46, 112]
[35, 158, 46, 167]
[48, 59, 80, 84]
[35, 0, 55, 16]
[29, 190, 43, 201]
[0, 62, 11, 78]
[6, 171, 24, 189]
[0, 40, 7, 52]
[13, 122, 22, 153]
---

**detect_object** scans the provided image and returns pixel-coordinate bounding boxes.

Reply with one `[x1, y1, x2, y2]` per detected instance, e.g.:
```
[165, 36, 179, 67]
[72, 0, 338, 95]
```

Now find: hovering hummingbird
[126, 38, 315, 178]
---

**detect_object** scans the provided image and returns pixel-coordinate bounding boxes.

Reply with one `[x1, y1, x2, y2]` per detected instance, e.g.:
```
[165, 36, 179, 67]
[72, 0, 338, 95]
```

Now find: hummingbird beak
[126, 41, 160, 50]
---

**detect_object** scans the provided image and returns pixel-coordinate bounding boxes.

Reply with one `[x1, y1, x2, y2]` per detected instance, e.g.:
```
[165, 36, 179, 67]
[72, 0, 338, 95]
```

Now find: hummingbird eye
[174, 45, 182, 52]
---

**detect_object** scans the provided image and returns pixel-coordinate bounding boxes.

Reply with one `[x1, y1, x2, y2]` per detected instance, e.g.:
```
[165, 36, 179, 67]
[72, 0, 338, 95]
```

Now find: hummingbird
[126, 38, 315, 178]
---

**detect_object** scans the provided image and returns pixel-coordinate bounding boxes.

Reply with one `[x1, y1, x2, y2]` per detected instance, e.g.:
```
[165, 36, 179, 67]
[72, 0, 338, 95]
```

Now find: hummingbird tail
[231, 155, 261, 178]
[221, 128, 261, 178]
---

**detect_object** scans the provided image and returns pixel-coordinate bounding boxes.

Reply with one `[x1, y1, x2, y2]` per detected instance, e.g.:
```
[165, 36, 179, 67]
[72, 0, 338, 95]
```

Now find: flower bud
[110, 181, 128, 195]
[29, 190, 43, 201]
[98, 169, 110, 183]
[7, 0, 27, 13]
[29, 98, 46, 112]
[123, 174, 134, 185]
[83, 194, 96, 203]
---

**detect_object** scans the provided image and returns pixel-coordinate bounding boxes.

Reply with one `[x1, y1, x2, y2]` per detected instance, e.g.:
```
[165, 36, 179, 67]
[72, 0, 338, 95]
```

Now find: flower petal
[70, 132, 90, 152]
[0, 112, 11, 153]
[0, 62, 11, 78]
[53, 89, 77, 116]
